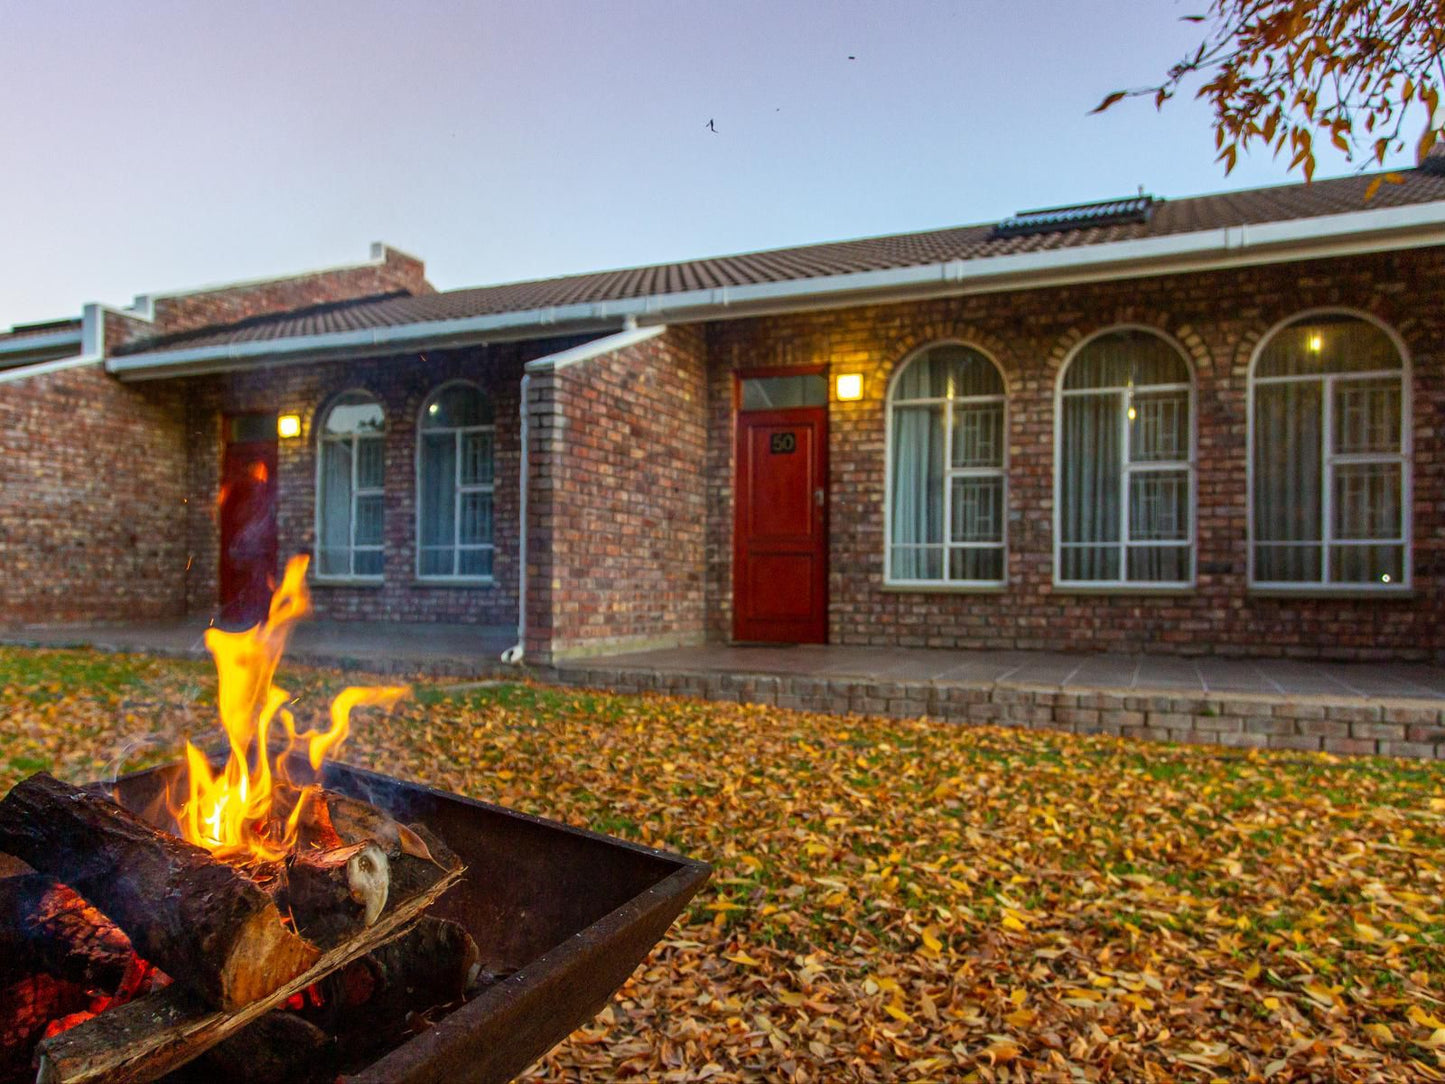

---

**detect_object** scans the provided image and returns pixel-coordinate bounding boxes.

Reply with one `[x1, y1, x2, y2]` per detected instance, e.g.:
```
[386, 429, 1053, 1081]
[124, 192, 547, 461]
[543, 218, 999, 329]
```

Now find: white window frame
[1247, 308, 1412, 593]
[415, 380, 496, 584]
[313, 390, 386, 584]
[1052, 326, 1197, 589]
[883, 342, 1009, 588]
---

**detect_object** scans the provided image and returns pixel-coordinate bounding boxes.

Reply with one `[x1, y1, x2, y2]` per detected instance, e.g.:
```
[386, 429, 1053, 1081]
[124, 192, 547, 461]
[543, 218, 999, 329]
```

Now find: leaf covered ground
[2, 646, 1445, 1081]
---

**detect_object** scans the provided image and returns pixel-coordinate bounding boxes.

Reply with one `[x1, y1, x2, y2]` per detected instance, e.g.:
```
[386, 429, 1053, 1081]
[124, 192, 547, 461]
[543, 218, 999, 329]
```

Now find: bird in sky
[705, 119, 718, 133]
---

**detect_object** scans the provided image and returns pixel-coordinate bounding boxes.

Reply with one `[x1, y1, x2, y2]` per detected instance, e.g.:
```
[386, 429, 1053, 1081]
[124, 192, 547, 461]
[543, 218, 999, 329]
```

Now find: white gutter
[0, 327, 82, 363]
[500, 371, 531, 666]
[500, 324, 665, 665]
[107, 198, 1445, 381]
[0, 305, 103, 385]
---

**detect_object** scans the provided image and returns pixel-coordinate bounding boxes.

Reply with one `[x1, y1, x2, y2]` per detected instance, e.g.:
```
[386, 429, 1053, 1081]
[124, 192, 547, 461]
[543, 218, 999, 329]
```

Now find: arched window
[316, 391, 385, 579]
[417, 382, 495, 580]
[1250, 313, 1409, 588]
[887, 344, 1007, 584]
[1056, 329, 1194, 585]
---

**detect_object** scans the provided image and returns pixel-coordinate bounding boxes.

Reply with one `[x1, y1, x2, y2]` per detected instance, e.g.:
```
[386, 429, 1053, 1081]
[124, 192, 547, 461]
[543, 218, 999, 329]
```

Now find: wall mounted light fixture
[835, 373, 863, 401]
[277, 414, 302, 439]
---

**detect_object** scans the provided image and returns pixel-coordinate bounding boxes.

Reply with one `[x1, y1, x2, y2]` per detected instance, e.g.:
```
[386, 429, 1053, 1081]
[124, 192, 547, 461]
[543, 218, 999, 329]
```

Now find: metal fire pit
[104, 759, 712, 1084]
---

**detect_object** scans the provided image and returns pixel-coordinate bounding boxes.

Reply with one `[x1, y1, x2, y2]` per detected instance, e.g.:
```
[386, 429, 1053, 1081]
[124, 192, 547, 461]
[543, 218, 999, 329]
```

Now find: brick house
[4, 160, 1445, 664]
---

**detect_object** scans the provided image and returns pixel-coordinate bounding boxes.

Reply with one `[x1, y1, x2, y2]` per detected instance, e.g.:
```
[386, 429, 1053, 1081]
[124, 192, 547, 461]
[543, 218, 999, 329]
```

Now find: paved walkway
[0, 621, 519, 676]
[561, 643, 1445, 700]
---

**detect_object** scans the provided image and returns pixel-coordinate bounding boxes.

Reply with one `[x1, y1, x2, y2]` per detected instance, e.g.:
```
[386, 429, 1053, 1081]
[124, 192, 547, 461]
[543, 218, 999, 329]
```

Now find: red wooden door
[218, 415, 279, 628]
[733, 407, 828, 643]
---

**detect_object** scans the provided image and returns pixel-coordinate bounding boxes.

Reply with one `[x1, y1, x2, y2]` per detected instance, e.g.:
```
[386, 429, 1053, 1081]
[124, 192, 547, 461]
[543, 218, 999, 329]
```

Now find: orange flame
[170, 555, 408, 862]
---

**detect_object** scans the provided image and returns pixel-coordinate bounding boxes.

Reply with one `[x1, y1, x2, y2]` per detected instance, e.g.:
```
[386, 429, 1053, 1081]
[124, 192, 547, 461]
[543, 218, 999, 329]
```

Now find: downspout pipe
[500, 372, 530, 665]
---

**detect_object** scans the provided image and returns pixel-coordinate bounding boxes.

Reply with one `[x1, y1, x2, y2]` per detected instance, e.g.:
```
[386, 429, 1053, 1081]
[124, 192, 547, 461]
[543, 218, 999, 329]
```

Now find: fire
[170, 555, 408, 862]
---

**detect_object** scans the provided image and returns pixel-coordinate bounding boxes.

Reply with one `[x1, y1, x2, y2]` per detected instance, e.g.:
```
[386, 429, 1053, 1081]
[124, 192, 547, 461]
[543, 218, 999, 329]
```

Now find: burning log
[317, 917, 480, 1035]
[281, 840, 389, 943]
[33, 844, 463, 1084]
[0, 875, 133, 991]
[0, 773, 319, 1011]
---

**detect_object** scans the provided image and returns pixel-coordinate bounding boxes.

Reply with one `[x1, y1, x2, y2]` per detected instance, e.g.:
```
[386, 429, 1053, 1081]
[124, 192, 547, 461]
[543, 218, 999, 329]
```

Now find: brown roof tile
[117, 164, 1445, 356]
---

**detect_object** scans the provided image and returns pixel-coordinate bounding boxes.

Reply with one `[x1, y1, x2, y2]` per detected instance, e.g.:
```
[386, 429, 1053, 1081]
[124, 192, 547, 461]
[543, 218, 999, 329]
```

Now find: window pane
[890, 406, 944, 545]
[418, 547, 452, 577]
[1061, 545, 1119, 581]
[1331, 544, 1403, 585]
[318, 441, 352, 553]
[354, 550, 384, 577]
[739, 374, 827, 410]
[1127, 546, 1189, 583]
[950, 477, 1002, 543]
[952, 403, 1002, 467]
[458, 548, 494, 578]
[893, 345, 1001, 401]
[1333, 378, 1401, 455]
[890, 545, 942, 580]
[1064, 331, 1188, 390]
[323, 394, 384, 435]
[1254, 543, 1323, 583]
[422, 384, 492, 429]
[315, 548, 349, 577]
[1256, 317, 1401, 378]
[949, 547, 1003, 581]
[1129, 470, 1188, 541]
[1333, 463, 1401, 540]
[354, 494, 384, 547]
[355, 437, 385, 489]
[459, 492, 493, 546]
[419, 433, 456, 548]
[1130, 392, 1188, 462]
[1061, 395, 1121, 544]
[1253, 382, 1322, 542]
[461, 432, 494, 486]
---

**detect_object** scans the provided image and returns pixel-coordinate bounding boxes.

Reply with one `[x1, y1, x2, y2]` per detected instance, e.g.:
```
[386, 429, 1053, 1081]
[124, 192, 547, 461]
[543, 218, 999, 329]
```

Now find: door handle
[814, 488, 825, 508]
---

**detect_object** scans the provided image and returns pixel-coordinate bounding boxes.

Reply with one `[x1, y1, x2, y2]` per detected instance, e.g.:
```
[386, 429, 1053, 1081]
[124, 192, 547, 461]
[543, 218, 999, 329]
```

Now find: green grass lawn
[2, 647, 1444, 1081]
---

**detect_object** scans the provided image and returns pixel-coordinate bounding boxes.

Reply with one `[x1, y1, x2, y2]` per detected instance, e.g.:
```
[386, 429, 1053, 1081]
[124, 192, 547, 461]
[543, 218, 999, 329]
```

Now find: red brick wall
[707, 247, 1445, 660]
[107, 246, 431, 351]
[180, 339, 586, 626]
[0, 364, 190, 624]
[525, 328, 709, 660]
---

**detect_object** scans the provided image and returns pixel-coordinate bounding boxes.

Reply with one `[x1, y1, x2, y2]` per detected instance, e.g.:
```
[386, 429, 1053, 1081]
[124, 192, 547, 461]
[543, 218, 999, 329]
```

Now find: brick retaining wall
[547, 664, 1445, 759]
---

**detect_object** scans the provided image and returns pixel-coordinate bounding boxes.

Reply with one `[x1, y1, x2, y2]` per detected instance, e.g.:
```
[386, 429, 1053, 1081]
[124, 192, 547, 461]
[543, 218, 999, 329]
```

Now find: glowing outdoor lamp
[1307, 333, 1324, 353]
[277, 414, 302, 439]
[835, 373, 864, 401]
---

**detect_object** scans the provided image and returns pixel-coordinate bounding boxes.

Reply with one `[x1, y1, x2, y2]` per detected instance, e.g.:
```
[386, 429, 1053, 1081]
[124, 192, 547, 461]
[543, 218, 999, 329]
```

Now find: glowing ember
[170, 555, 408, 862]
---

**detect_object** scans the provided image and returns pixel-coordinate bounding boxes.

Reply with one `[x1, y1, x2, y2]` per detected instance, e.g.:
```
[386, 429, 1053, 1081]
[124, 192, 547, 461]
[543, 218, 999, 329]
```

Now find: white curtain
[1060, 394, 1121, 580]
[419, 432, 456, 576]
[890, 405, 944, 579]
[1253, 382, 1324, 582]
[317, 440, 353, 576]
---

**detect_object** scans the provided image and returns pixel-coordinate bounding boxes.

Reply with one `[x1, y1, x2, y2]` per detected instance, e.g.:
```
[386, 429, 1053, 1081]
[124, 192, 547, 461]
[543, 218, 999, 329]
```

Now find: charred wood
[0, 875, 133, 991]
[0, 974, 87, 1084]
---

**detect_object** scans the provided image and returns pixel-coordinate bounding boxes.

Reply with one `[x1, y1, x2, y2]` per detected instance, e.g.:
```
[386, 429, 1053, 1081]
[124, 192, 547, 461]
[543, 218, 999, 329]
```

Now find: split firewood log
[305, 917, 481, 1060]
[280, 840, 389, 944]
[0, 773, 319, 1011]
[278, 785, 435, 863]
[180, 1011, 336, 1084]
[0, 875, 134, 991]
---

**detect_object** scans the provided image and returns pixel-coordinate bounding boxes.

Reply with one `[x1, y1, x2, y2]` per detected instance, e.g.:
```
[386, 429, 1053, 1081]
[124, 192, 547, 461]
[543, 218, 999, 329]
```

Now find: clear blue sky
[0, 1, 1415, 328]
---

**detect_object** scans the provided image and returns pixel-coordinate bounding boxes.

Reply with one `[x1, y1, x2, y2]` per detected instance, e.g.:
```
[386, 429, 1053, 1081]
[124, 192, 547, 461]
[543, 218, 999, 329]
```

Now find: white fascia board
[0, 305, 105, 385]
[107, 199, 1445, 382]
[523, 325, 667, 373]
[0, 327, 83, 357]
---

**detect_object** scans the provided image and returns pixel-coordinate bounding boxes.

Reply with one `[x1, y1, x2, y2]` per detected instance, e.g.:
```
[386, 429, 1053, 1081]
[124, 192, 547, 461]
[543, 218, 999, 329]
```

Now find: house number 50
[770, 432, 797, 454]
